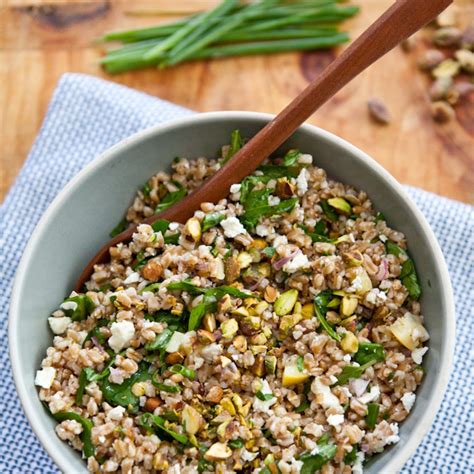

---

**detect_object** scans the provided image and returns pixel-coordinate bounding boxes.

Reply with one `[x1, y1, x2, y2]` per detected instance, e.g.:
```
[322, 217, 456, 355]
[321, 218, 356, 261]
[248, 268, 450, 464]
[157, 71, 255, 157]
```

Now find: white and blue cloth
[0, 74, 472, 473]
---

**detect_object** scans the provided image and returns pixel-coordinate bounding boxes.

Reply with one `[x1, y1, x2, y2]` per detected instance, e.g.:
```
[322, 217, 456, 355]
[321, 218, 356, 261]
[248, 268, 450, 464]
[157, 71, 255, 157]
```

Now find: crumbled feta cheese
[108, 405, 126, 421]
[298, 153, 313, 164]
[255, 224, 271, 237]
[283, 251, 310, 274]
[379, 234, 388, 242]
[267, 179, 276, 189]
[352, 451, 365, 474]
[35, 367, 56, 389]
[60, 301, 77, 312]
[386, 423, 400, 445]
[48, 316, 71, 335]
[268, 195, 281, 206]
[108, 321, 135, 353]
[296, 168, 309, 196]
[200, 343, 223, 363]
[273, 235, 288, 247]
[327, 413, 345, 427]
[165, 331, 187, 353]
[401, 392, 416, 412]
[290, 459, 304, 472]
[328, 374, 338, 385]
[123, 272, 140, 284]
[169, 222, 179, 231]
[253, 380, 276, 413]
[303, 423, 324, 438]
[359, 385, 380, 404]
[366, 288, 387, 305]
[411, 346, 428, 365]
[312, 377, 343, 411]
[343, 354, 352, 363]
[230, 184, 241, 193]
[241, 449, 258, 462]
[220, 217, 246, 238]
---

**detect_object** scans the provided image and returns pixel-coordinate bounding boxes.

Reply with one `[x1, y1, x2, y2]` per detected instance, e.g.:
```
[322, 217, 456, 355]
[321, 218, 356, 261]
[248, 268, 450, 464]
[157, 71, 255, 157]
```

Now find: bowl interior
[10, 112, 453, 473]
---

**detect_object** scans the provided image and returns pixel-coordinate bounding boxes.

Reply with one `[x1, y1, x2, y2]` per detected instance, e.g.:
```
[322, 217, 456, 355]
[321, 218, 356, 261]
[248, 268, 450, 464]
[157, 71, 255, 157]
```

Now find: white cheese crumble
[268, 195, 281, 206]
[108, 405, 126, 421]
[253, 380, 276, 413]
[241, 449, 258, 462]
[220, 216, 246, 238]
[48, 316, 71, 335]
[273, 235, 288, 247]
[283, 251, 310, 274]
[312, 377, 343, 412]
[386, 423, 400, 445]
[359, 385, 380, 404]
[352, 451, 365, 474]
[296, 168, 309, 196]
[401, 392, 416, 412]
[108, 321, 135, 353]
[123, 272, 140, 285]
[255, 224, 271, 237]
[169, 222, 179, 231]
[230, 183, 241, 193]
[327, 413, 345, 427]
[366, 288, 387, 305]
[298, 153, 313, 164]
[35, 367, 56, 389]
[60, 300, 77, 312]
[165, 331, 186, 353]
[411, 346, 428, 365]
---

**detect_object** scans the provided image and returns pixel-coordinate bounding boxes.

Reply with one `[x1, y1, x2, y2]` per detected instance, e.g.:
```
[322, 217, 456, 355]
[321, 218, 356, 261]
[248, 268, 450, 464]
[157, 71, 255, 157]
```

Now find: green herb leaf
[146, 328, 174, 352]
[110, 218, 128, 237]
[314, 290, 341, 341]
[256, 391, 274, 401]
[139, 282, 161, 294]
[300, 434, 337, 473]
[344, 445, 359, 465]
[142, 182, 152, 197]
[385, 241, 406, 257]
[320, 200, 338, 222]
[375, 212, 385, 224]
[151, 219, 171, 234]
[153, 381, 182, 393]
[257, 164, 300, 178]
[402, 271, 422, 300]
[202, 212, 225, 232]
[147, 311, 187, 332]
[366, 403, 379, 429]
[283, 149, 302, 166]
[139, 413, 188, 444]
[155, 184, 187, 214]
[167, 280, 208, 294]
[242, 197, 298, 229]
[223, 129, 243, 163]
[100, 363, 151, 412]
[297, 355, 304, 372]
[76, 369, 88, 405]
[60, 295, 96, 322]
[82, 319, 108, 347]
[52, 411, 95, 457]
[353, 342, 385, 366]
[169, 364, 196, 380]
[228, 438, 245, 449]
[188, 297, 217, 331]
[336, 360, 377, 385]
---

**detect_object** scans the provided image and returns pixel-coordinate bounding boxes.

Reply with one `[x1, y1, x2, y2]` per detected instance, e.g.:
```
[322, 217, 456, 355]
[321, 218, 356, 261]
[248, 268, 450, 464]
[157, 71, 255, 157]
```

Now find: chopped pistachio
[220, 356, 232, 367]
[265, 355, 277, 374]
[254, 300, 269, 315]
[183, 217, 202, 242]
[221, 319, 239, 339]
[341, 332, 359, 353]
[264, 286, 279, 303]
[432, 59, 461, 79]
[251, 354, 265, 376]
[301, 303, 315, 319]
[249, 333, 267, 345]
[197, 329, 216, 345]
[204, 442, 232, 461]
[165, 351, 185, 365]
[131, 382, 146, 397]
[233, 335, 247, 352]
[274, 289, 298, 316]
[232, 307, 249, 318]
[455, 49, 474, 74]
[216, 421, 230, 440]
[206, 385, 224, 403]
[343, 250, 364, 266]
[389, 313, 429, 350]
[341, 315, 357, 332]
[250, 345, 267, 354]
[293, 302, 302, 314]
[258, 262, 272, 278]
[231, 394, 244, 414]
[341, 296, 358, 317]
[248, 247, 261, 263]
[279, 313, 303, 333]
[275, 178, 296, 199]
[237, 251, 253, 269]
[282, 357, 310, 387]
[203, 314, 217, 332]
[327, 197, 352, 214]
[220, 398, 236, 416]
[350, 267, 373, 295]
[182, 405, 202, 435]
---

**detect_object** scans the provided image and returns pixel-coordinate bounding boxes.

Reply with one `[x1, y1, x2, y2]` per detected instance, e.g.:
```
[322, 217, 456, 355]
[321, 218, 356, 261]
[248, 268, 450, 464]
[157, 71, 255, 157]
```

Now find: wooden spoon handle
[155, 0, 452, 223]
[75, 0, 451, 291]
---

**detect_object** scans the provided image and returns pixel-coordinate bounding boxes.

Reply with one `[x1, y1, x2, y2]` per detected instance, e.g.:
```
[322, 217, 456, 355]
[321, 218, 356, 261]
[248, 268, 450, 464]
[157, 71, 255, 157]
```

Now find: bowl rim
[9, 110, 455, 473]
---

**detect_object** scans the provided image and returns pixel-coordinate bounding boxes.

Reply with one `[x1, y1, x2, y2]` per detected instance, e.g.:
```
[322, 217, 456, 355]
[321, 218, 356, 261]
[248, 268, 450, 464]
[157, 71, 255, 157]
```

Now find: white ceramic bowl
[9, 112, 455, 473]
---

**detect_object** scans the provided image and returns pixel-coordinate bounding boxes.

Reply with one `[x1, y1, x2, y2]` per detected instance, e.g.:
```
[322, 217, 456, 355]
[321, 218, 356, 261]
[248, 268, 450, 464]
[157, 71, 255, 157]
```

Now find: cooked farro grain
[37, 131, 428, 473]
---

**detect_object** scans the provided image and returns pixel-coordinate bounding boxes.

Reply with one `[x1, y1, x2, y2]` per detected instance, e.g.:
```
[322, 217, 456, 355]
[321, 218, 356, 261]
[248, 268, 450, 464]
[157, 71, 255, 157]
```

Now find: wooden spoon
[76, 0, 452, 291]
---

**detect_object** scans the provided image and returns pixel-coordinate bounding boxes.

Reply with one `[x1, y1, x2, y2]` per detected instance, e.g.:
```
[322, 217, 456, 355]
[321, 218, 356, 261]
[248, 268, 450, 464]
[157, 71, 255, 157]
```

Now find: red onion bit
[273, 249, 300, 271]
[350, 378, 370, 397]
[376, 258, 389, 281]
[249, 277, 264, 291]
[91, 336, 105, 352]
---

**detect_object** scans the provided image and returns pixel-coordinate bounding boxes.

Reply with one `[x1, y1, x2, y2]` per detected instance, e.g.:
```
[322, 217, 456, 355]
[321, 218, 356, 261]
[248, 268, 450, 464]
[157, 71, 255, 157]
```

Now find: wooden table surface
[1, 0, 473, 203]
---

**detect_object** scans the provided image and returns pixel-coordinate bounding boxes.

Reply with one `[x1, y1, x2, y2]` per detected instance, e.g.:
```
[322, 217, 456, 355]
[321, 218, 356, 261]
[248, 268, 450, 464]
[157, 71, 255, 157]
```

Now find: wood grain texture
[1, 0, 473, 203]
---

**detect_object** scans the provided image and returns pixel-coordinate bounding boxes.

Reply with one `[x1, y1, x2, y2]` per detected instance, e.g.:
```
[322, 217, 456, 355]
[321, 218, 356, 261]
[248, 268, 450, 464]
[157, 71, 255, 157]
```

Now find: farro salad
[36, 132, 429, 473]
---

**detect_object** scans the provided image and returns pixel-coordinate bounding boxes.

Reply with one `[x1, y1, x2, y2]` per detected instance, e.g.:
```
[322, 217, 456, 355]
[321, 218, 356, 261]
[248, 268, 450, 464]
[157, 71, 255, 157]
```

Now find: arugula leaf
[353, 342, 385, 365]
[223, 129, 243, 163]
[202, 212, 225, 232]
[300, 434, 337, 473]
[110, 218, 128, 238]
[366, 403, 379, 429]
[155, 184, 187, 214]
[100, 363, 151, 412]
[314, 219, 328, 236]
[189, 296, 217, 331]
[385, 241, 421, 300]
[297, 355, 304, 372]
[167, 280, 208, 295]
[153, 382, 181, 393]
[139, 282, 161, 294]
[142, 182, 152, 197]
[257, 165, 299, 178]
[320, 200, 338, 222]
[76, 369, 88, 405]
[169, 364, 196, 380]
[242, 197, 298, 229]
[228, 438, 244, 449]
[375, 211, 385, 224]
[139, 413, 188, 445]
[146, 328, 174, 352]
[82, 319, 108, 347]
[256, 391, 274, 401]
[61, 295, 95, 322]
[52, 411, 94, 457]
[344, 445, 359, 465]
[151, 219, 171, 234]
[314, 291, 341, 341]
[295, 381, 311, 414]
[283, 149, 302, 166]
[336, 360, 377, 385]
